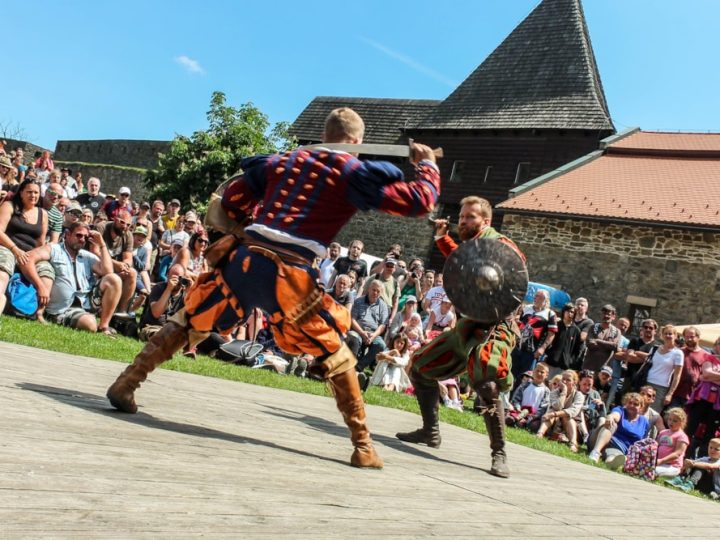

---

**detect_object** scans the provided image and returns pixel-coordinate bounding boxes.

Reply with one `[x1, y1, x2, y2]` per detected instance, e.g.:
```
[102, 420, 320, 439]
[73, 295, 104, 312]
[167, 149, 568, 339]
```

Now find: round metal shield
[442, 238, 528, 324]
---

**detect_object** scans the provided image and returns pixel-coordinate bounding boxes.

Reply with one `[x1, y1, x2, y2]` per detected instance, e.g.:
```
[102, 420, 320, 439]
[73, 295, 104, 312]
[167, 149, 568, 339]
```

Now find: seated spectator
[76, 177, 106, 215]
[424, 295, 456, 340]
[346, 279, 389, 372]
[508, 362, 550, 429]
[24, 223, 121, 334]
[162, 198, 182, 230]
[59, 168, 78, 199]
[0, 155, 18, 201]
[174, 230, 208, 282]
[182, 210, 199, 235]
[61, 201, 83, 233]
[34, 150, 54, 179]
[368, 333, 411, 392]
[536, 370, 584, 452]
[388, 294, 417, 337]
[327, 273, 356, 309]
[594, 365, 614, 407]
[157, 216, 189, 281]
[439, 377, 463, 412]
[0, 179, 52, 318]
[665, 438, 720, 497]
[638, 385, 666, 439]
[362, 256, 400, 324]
[138, 264, 187, 341]
[655, 408, 690, 478]
[80, 208, 94, 227]
[588, 392, 650, 467]
[578, 369, 606, 440]
[103, 186, 134, 219]
[403, 312, 425, 351]
[95, 210, 137, 315]
[41, 181, 64, 244]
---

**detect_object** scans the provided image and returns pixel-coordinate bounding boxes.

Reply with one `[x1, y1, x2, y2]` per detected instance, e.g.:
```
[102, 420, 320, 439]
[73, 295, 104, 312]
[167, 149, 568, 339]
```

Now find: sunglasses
[74, 233, 89, 240]
[197, 239, 209, 244]
[120, 193, 130, 197]
[46, 190, 61, 198]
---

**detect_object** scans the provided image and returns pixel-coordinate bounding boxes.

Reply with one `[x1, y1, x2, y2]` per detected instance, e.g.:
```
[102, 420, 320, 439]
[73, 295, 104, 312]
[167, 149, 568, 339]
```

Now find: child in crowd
[369, 334, 411, 392]
[439, 377, 464, 412]
[666, 438, 720, 498]
[403, 313, 425, 351]
[507, 362, 549, 429]
[655, 408, 690, 478]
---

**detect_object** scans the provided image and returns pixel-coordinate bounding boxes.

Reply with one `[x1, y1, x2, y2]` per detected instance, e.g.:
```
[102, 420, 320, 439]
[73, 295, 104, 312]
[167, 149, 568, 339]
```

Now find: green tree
[145, 91, 295, 213]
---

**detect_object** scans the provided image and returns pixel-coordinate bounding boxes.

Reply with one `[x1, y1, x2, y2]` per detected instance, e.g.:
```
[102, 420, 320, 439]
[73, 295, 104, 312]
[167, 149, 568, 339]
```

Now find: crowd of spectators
[1, 142, 718, 498]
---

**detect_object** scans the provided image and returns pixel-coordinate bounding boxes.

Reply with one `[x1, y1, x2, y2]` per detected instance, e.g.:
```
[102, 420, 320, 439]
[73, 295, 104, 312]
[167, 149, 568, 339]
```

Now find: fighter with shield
[397, 196, 528, 478]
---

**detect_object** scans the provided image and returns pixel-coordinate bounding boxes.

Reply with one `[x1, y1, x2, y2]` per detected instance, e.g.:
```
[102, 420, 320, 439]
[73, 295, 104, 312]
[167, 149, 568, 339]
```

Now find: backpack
[623, 437, 658, 481]
[5, 272, 38, 318]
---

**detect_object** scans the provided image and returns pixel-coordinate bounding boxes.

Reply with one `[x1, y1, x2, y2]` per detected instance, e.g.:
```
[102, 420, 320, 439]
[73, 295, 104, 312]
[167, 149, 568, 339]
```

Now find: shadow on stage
[17, 382, 490, 475]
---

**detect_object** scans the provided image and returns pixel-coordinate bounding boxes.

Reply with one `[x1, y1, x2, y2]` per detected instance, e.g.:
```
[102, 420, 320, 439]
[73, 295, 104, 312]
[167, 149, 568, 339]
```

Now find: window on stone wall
[626, 295, 657, 335]
[449, 160, 465, 183]
[483, 165, 492, 184]
[514, 162, 531, 185]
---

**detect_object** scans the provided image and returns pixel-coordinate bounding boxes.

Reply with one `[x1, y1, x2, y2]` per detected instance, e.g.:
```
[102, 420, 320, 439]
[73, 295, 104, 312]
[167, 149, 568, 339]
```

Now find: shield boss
[443, 238, 528, 324]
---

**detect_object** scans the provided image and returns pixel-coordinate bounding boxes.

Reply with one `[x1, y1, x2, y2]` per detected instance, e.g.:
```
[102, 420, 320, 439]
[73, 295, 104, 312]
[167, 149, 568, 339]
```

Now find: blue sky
[4, 0, 720, 149]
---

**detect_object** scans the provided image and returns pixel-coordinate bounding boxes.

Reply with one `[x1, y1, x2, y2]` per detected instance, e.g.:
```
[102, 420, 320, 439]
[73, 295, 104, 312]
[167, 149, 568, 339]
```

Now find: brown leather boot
[476, 381, 510, 478]
[396, 383, 442, 448]
[328, 369, 384, 469]
[107, 321, 188, 413]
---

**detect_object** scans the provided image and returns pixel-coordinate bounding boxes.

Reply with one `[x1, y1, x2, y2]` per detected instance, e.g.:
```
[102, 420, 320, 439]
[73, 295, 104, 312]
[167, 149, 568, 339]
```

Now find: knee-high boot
[476, 381, 510, 478]
[328, 368, 384, 469]
[107, 321, 189, 413]
[396, 382, 442, 448]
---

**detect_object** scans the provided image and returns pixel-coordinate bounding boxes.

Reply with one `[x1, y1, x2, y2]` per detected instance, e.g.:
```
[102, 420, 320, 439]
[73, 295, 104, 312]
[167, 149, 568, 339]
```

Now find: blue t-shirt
[609, 405, 649, 453]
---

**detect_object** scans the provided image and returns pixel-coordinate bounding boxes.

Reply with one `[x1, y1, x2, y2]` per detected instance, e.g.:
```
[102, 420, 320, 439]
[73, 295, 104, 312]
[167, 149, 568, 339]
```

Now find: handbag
[631, 346, 658, 391]
[5, 272, 38, 318]
[216, 339, 264, 366]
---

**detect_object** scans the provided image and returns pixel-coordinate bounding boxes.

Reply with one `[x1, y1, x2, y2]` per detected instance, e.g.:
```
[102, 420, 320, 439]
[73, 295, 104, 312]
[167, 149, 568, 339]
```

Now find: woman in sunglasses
[0, 179, 54, 316]
[174, 230, 209, 283]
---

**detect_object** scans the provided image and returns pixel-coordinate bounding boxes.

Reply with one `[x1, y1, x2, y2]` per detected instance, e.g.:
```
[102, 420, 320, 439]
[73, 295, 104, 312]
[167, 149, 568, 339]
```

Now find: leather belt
[245, 238, 316, 267]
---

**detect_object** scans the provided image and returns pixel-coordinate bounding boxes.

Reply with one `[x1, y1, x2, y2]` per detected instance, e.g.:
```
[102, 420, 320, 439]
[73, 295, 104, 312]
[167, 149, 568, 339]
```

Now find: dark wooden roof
[290, 96, 440, 144]
[416, 0, 614, 131]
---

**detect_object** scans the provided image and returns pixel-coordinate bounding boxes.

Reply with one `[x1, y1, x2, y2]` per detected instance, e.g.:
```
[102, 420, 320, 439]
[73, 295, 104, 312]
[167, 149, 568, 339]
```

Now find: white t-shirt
[424, 286, 446, 312]
[521, 382, 547, 410]
[646, 347, 684, 387]
[318, 257, 337, 287]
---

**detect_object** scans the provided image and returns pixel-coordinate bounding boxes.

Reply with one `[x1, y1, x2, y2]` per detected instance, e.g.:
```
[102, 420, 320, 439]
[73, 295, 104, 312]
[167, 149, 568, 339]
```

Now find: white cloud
[174, 55, 204, 74]
[359, 37, 456, 88]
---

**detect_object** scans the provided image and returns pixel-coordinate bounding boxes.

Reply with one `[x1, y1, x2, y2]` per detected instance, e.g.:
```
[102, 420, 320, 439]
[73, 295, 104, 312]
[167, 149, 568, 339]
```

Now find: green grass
[0, 315, 717, 501]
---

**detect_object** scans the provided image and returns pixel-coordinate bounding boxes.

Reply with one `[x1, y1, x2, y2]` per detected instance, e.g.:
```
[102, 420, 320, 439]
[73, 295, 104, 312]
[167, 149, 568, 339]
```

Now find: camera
[179, 277, 191, 287]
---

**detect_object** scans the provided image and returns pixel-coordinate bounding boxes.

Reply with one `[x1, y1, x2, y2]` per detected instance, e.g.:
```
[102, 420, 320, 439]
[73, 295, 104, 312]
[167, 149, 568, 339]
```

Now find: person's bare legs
[562, 416, 578, 451]
[35, 276, 54, 323]
[118, 268, 137, 312]
[0, 271, 9, 315]
[98, 274, 122, 330]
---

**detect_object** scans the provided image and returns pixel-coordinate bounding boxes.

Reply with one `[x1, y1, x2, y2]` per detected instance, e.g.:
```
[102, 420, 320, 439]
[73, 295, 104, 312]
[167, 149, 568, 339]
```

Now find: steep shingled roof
[290, 96, 440, 144]
[497, 131, 720, 228]
[417, 0, 614, 130]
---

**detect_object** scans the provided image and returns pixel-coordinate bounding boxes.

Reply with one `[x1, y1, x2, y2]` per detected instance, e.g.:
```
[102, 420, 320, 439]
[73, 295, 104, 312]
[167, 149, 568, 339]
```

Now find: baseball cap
[601, 304, 616, 313]
[169, 198, 181, 206]
[384, 257, 397, 266]
[184, 211, 198, 222]
[65, 201, 82, 214]
[171, 237, 186, 247]
[133, 225, 148, 236]
[522, 370, 534, 378]
[405, 295, 418, 303]
[118, 186, 131, 195]
[600, 366, 613, 376]
[140, 201, 151, 209]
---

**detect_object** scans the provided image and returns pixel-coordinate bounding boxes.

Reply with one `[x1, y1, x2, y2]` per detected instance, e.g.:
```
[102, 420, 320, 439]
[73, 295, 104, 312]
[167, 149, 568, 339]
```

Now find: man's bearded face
[458, 203, 489, 241]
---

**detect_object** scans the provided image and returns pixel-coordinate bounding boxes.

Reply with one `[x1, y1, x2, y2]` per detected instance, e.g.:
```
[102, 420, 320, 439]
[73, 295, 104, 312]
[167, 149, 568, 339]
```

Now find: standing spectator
[76, 177, 106, 215]
[684, 353, 720, 458]
[327, 273, 356, 309]
[148, 200, 166, 248]
[103, 186, 134, 219]
[363, 257, 400, 326]
[318, 241, 341, 287]
[41, 182, 64, 244]
[0, 179, 52, 317]
[24, 223, 121, 334]
[544, 302, 581, 378]
[95, 210, 137, 315]
[162, 198, 181, 229]
[330, 239, 368, 290]
[608, 317, 632, 407]
[645, 324, 684, 411]
[573, 297, 594, 368]
[673, 326, 717, 408]
[512, 289, 558, 381]
[582, 304, 621, 372]
[74, 171, 84, 194]
[346, 279, 389, 372]
[182, 211, 199, 235]
[619, 319, 659, 404]
[398, 258, 423, 311]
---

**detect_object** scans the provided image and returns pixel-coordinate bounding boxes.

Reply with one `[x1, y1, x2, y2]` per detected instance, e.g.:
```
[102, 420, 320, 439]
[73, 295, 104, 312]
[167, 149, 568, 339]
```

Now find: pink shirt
[656, 428, 689, 468]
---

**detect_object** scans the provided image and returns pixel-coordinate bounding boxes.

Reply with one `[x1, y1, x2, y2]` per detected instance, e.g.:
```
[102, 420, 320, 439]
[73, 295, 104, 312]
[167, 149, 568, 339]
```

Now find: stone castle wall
[54, 140, 170, 169]
[502, 214, 720, 323]
[55, 161, 148, 200]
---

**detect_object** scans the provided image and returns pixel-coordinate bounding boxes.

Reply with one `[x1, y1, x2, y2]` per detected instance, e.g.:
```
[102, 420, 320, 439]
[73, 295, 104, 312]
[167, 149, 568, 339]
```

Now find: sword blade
[299, 143, 411, 157]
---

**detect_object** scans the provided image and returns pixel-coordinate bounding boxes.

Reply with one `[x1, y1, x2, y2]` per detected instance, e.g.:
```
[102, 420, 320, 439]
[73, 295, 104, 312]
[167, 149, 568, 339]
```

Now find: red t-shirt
[676, 347, 716, 401]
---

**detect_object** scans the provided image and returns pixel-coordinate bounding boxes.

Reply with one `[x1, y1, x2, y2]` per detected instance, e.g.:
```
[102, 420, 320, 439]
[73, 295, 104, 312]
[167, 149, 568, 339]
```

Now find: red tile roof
[498, 131, 720, 227]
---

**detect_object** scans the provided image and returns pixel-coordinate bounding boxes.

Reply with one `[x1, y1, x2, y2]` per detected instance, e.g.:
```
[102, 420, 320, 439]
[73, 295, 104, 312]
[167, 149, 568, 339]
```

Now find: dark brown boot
[396, 383, 441, 448]
[107, 322, 188, 413]
[328, 369, 384, 469]
[476, 381, 510, 478]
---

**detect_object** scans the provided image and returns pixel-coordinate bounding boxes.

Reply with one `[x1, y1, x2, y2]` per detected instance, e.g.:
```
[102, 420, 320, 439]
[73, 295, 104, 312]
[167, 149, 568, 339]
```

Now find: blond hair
[460, 195, 492, 220]
[664, 407, 687, 428]
[323, 108, 364, 143]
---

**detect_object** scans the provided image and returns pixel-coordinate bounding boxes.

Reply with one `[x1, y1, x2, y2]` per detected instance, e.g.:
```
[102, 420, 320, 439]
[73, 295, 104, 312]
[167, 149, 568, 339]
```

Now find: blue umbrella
[524, 282, 571, 311]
